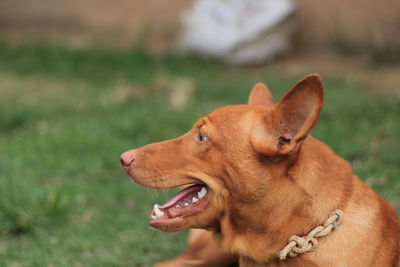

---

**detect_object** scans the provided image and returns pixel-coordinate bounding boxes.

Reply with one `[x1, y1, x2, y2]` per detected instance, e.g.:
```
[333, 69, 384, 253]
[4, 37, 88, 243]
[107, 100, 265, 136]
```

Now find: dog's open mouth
[149, 184, 210, 228]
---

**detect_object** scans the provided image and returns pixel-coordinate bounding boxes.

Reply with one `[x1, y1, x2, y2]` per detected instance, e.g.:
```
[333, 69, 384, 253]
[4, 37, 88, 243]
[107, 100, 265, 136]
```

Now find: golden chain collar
[277, 209, 344, 260]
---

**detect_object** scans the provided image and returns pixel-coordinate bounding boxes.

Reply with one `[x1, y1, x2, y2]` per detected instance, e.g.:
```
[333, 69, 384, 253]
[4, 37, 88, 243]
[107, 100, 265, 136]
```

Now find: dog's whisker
[161, 177, 168, 202]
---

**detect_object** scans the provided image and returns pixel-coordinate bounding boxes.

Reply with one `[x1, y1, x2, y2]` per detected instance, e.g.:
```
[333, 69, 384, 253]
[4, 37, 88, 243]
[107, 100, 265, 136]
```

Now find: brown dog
[121, 74, 399, 266]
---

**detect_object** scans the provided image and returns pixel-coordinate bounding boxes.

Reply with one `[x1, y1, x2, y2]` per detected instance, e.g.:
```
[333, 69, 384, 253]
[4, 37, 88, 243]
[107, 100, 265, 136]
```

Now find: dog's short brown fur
[121, 74, 399, 266]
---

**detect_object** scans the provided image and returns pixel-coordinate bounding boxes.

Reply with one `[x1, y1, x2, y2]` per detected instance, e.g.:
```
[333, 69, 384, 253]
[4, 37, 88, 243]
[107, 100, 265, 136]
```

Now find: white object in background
[178, 0, 297, 65]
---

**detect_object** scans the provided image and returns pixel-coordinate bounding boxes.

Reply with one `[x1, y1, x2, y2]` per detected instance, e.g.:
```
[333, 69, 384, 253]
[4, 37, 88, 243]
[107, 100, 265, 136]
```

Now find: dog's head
[120, 74, 324, 232]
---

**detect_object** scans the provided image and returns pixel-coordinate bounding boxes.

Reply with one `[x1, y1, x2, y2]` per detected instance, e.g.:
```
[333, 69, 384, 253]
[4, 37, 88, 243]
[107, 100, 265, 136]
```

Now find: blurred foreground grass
[0, 42, 399, 266]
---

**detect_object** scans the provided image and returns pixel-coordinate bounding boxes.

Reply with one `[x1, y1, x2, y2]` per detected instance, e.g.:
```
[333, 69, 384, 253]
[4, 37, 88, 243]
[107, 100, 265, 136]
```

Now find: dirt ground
[273, 51, 400, 97]
[296, 0, 400, 49]
[0, 0, 189, 51]
[0, 0, 399, 96]
[1, 0, 399, 51]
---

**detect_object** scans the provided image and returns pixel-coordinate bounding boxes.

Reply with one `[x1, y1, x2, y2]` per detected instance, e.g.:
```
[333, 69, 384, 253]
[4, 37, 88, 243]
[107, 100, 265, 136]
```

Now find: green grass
[0, 41, 399, 266]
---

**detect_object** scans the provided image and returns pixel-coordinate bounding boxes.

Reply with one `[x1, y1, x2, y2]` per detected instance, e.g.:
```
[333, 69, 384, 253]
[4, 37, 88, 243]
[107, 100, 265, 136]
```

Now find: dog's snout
[120, 151, 135, 167]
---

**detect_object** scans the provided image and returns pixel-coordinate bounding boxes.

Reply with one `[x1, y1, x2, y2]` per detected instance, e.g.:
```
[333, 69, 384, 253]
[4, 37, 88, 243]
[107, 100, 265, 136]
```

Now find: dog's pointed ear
[248, 83, 274, 107]
[251, 74, 324, 156]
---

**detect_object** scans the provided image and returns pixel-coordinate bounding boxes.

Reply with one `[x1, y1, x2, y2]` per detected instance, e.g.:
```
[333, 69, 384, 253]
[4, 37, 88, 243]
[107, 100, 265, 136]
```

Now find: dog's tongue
[158, 184, 204, 209]
[151, 184, 208, 220]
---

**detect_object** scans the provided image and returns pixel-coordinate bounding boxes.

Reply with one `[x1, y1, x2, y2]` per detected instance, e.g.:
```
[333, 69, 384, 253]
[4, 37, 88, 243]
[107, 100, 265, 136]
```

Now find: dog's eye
[195, 133, 209, 142]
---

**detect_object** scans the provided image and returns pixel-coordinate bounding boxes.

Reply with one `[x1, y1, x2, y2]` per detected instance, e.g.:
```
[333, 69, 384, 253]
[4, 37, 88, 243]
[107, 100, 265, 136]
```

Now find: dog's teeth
[183, 202, 189, 206]
[151, 214, 157, 220]
[192, 197, 199, 203]
[154, 204, 164, 217]
[198, 187, 207, 199]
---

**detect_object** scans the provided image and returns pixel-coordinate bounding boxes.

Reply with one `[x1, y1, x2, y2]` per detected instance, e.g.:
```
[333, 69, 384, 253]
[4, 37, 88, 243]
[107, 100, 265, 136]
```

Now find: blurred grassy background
[0, 41, 399, 266]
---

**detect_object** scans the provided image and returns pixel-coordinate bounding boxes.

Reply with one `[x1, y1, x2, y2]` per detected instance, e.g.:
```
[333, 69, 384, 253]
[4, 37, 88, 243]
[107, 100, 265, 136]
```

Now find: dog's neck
[216, 136, 354, 263]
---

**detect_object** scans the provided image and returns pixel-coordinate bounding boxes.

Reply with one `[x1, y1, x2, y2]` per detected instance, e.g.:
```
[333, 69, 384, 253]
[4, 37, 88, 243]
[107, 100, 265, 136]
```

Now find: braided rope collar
[277, 209, 344, 260]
